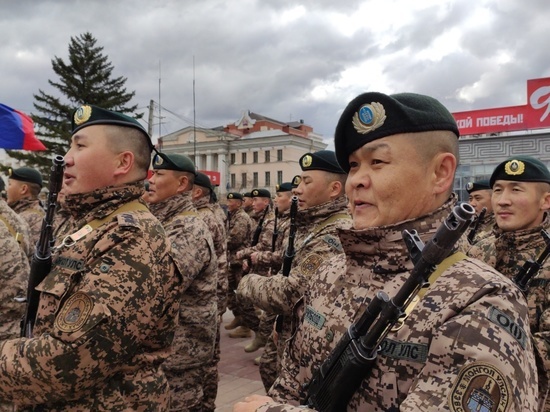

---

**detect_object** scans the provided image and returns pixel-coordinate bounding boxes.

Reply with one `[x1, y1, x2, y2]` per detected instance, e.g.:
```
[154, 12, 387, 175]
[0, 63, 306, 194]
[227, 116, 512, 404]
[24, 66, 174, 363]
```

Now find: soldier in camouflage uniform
[0, 105, 181, 410]
[465, 179, 495, 245]
[468, 155, 550, 411]
[6, 166, 45, 258]
[0, 177, 32, 259]
[243, 191, 258, 222]
[235, 189, 276, 352]
[146, 153, 217, 412]
[238, 151, 352, 392]
[235, 92, 538, 411]
[192, 171, 228, 412]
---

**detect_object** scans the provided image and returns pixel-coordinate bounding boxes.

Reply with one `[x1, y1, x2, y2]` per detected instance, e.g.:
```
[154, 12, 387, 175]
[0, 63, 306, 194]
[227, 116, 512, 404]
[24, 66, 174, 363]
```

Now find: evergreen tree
[5, 32, 139, 177]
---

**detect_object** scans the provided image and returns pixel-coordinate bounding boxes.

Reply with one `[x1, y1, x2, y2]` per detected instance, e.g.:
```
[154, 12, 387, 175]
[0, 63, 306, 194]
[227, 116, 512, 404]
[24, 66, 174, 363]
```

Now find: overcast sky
[2, 0, 549, 147]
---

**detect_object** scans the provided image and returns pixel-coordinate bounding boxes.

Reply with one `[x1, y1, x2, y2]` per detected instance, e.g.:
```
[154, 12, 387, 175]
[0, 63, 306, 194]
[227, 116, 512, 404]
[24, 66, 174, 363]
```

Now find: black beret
[291, 175, 302, 188]
[299, 150, 345, 174]
[8, 166, 43, 187]
[71, 104, 153, 150]
[490, 156, 550, 187]
[251, 188, 271, 198]
[195, 171, 213, 191]
[276, 182, 293, 192]
[334, 92, 459, 172]
[243, 192, 252, 198]
[466, 179, 491, 194]
[152, 152, 197, 175]
[227, 192, 243, 200]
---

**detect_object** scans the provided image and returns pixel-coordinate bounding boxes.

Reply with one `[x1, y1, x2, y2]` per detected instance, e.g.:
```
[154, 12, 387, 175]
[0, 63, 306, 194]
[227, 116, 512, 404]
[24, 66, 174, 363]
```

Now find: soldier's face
[252, 197, 269, 213]
[492, 180, 550, 232]
[227, 199, 241, 212]
[294, 170, 333, 210]
[64, 126, 122, 195]
[468, 190, 493, 214]
[6, 179, 25, 204]
[274, 192, 292, 212]
[146, 169, 187, 204]
[345, 134, 439, 230]
[243, 197, 253, 208]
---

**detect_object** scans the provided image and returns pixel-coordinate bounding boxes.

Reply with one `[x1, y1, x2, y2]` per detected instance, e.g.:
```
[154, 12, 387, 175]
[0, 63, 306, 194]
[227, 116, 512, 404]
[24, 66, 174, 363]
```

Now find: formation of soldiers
[0, 92, 548, 411]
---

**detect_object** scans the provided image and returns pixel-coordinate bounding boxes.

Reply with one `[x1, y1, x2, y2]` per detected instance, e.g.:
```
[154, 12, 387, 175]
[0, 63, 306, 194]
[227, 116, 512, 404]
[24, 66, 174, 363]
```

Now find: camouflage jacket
[260, 196, 538, 411]
[0, 201, 30, 341]
[462, 211, 496, 247]
[237, 207, 276, 276]
[252, 209, 290, 273]
[227, 207, 255, 264]
[10, 197, 45, 253]
[0, 182, 181, 411]
[150, 192, 218, 369]
[238, 196, 352, 317]
[468, 213, 550, 410]
[195, 195, 228, 316]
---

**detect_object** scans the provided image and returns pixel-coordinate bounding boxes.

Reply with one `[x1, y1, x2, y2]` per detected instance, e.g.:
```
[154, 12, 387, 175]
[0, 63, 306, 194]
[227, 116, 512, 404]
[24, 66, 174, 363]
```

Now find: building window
[277, 170, 283, 184]
[265, 171, 270, 186]
[253, 172, 258, 187]
[277, 149, 283, 161]
[230, 153, 236, 165]
[253, 151, 258, 163]
[242, 153, 247, 164]
[230, 173, 236, 188]
[241, 173, 247, 188]
[265, 150, 270, 163]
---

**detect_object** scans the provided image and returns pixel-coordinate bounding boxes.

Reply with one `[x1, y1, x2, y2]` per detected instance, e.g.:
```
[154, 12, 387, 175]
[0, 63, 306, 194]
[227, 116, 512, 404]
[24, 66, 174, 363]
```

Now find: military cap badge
[301, 155, 312, 168]
[73, 105, 92, 125]
[228, 193, 234, 199]
[276, 184, 280, 191]
[292, 175, 302, 187]
[154, 154, 164, 166]
[466, 182, 474, 191]
[504, 159, 525, 176]
[252, 189, 259, 196]
[352, 102, 386, 134]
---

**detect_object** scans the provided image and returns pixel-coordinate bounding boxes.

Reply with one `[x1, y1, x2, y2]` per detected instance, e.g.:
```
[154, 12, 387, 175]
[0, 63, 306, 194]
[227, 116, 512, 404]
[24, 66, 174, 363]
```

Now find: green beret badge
[74, 105, 92, 125]
[154, 155, 164, 166]
[504, 160, 525, 176]
[292, 175, 302, 187]
[252, 189, 259, 196]
[466, 182, 474, 191]
[352, 102, 386, 134]
[275, 184, 280, 191]
[301, 155, 312, 168]
[228, 193, 234, 199]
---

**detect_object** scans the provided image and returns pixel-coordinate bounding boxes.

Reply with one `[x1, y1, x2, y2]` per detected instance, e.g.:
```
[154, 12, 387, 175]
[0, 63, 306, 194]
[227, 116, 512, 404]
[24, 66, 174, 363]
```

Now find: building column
[219, 153, 228, 194]
[206, 153, 213, 171]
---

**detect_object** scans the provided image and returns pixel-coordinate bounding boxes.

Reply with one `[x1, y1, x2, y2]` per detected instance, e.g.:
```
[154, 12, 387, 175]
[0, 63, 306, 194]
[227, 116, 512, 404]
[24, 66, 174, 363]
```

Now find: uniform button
[100, 263, 110, 273]
[326, 329, 334, 342]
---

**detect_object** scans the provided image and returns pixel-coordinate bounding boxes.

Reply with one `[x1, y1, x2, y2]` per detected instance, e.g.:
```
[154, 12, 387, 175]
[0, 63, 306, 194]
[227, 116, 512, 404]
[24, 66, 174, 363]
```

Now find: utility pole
[147, 100, 154, 137]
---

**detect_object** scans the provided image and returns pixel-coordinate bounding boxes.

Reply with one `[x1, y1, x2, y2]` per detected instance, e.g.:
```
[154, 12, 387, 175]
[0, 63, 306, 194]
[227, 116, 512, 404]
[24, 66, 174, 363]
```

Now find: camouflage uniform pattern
[238, 196, 352, 390]
[0, 198, 32, 260]
[253, 210, 290, 274]
[468, 213, 550, 411]
[0, 182, 181, 411]
[463, 211, 496, 247]
[150, 192, 218, 412]
[10, 197, 45, 256]
[257, 197, 538, 411]
[195, 195, 228, 412]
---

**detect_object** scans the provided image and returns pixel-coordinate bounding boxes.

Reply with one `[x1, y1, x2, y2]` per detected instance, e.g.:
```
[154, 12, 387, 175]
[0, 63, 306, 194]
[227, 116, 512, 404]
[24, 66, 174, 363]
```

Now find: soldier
[243, 191, 258, 222]
[234, 189, 276, 353]
[465, 179, 495, 244]
[234, 92, 538, 411]
[238, 150, 352, 392]
[146, 153, 217, 412]
[192, 171, 228, 412]
[0, 105, 181, 410]
[0, 177, 32, 258]
[6, 165, 45, 256]
[225, 192, 255, 333]
[468, 155, 550, 411]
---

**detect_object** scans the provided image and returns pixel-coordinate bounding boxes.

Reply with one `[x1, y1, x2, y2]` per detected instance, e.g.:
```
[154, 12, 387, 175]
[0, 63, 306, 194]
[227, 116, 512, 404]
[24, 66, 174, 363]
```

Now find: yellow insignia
[352, 102, 386, 134]
[8, 168, 13, 177]
[302, 155, 313, 168]
[54, 292, 93, 333]
[252, 190, 259, 196]
[73, 105, 92, 125]
[292, 175, 302, 186]
[504, 160, 525, 176]
[448, 362, 510, 412]
[276, 184, 280, 191]
[228, 193, 234, 199]
[300, 253, 324, 277]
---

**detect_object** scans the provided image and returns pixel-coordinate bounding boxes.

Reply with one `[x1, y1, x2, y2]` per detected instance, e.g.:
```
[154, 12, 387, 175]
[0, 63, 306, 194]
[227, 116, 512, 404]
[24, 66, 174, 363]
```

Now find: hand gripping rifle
[303, 202, 475, 412]
[251, 207, 269, 247]
[275, 196, 298, 333]
[514, 229, 550, 293]
[467, 207, 487, 245]
[21, 155, 65, 338]
[272, 207, 279, 252]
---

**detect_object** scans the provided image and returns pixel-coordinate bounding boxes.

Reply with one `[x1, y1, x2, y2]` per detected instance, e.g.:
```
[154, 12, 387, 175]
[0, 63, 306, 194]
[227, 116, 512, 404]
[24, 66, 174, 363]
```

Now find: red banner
[200, 170, 221, 186]
[453, 77, 550, 135]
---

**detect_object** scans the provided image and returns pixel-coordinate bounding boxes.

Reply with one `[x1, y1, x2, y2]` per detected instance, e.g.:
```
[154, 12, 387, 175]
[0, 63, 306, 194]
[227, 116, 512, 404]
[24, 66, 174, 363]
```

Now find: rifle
[21, 155, 65, 338]
[272, 207, 279, 252]
[303, 202, 475, 412]
[467, 207, 487, 244]
[275, 196, 298, 333]
[514, 229, 550, 292]
[251, 207, 269, 246]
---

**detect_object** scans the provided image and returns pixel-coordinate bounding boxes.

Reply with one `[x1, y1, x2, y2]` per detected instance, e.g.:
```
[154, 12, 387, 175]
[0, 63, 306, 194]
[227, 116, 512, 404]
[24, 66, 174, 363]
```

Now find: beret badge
[504, 160, 525, 176]
[301, 155, 312, 168]
[276, 184, 280, 191]
[352, 102, 386, 134]
[292, 175, 302, 186]
[74, 105, 92, 125]
[228, 193, 234, 199]
[466, 182, 474, 191]
[252, 190, 259, 196]
[154, 155, 164, 166]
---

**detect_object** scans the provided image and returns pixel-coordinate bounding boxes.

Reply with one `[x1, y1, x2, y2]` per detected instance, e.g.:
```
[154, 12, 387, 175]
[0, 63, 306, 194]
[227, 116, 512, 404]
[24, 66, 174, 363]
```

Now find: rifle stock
[467, 207, 487, 244]
[303, 202, 475, 411]
[21, 155, 65, 338]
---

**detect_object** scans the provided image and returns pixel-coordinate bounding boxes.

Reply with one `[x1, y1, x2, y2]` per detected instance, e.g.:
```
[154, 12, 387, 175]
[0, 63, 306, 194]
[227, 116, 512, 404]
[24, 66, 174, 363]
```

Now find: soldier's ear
[540, 184, 550, 211]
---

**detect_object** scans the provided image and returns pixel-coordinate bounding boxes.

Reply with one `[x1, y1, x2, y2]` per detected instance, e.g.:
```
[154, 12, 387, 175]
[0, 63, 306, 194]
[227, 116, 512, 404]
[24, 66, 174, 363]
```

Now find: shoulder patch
[116, 212, 141, 229]
[487, 306, 528, 350]
[448, 362, 511, 412]
[322, 234, 343, 252]
[54, 292, 94, 333]
[300, 253, 324, 277]
[304, 305, 326, 330]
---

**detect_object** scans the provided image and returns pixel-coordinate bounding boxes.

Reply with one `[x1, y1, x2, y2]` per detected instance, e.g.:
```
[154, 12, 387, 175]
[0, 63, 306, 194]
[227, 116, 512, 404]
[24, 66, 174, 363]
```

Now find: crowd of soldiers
[0, 91, 548, 412]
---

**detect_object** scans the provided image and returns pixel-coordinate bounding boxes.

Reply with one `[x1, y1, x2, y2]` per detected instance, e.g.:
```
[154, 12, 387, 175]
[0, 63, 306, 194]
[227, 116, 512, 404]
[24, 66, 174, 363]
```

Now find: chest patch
[487, 306, 527, 350]
[304, 305, 326, 330]
[300, 253, 324, 277]
[322, 235, 342, 252]
[448, 362, 511, 412]
[379, 338, 428, 363]
[55, 292, 94, 333]
[54, 256, 85, 271]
